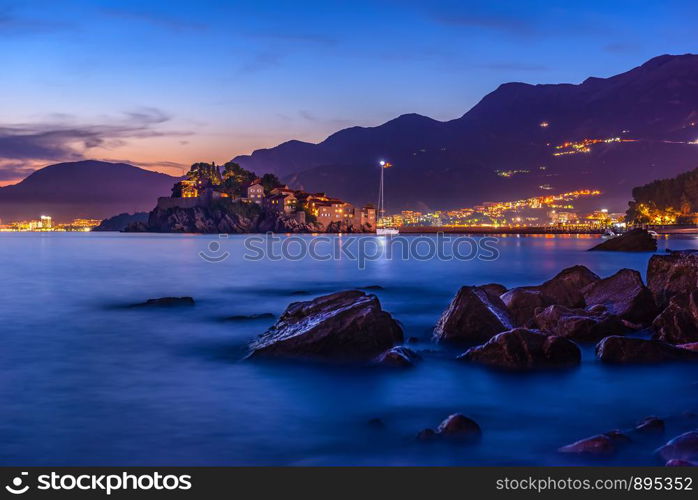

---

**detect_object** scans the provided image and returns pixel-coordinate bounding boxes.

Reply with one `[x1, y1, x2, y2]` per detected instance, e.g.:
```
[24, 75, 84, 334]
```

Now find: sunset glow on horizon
[2, 0, 698, 185]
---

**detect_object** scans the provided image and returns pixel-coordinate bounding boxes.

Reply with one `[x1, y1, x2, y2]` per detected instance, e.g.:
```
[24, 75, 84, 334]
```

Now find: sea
[1, 232, 697, 465]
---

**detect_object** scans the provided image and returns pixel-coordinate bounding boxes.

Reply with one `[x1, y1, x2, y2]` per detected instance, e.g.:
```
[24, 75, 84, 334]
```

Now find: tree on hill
[627, 167, 698, 223]
[220, 161, 257, 197]
[260, 173, 283, 194]
[186, 162, 222, 187]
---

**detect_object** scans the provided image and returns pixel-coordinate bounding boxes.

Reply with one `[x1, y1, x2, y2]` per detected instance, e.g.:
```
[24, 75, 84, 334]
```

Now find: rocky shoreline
[131, 248, 698, 464]
[237, 248, 698, 464]
[124, 202, 374, 234]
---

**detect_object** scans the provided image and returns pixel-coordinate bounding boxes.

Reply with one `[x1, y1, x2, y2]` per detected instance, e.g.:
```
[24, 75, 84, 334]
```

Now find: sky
[1, 0, 697, 185]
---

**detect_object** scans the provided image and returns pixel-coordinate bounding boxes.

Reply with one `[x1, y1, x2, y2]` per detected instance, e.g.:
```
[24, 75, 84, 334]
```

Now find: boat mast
[378, 160, 386, 222]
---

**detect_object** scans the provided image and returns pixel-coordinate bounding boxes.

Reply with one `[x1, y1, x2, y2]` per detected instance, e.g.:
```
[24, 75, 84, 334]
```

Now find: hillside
[626, 167, 698, 223]
[0, 161, 178, 222]
[233, 54, 698, 211]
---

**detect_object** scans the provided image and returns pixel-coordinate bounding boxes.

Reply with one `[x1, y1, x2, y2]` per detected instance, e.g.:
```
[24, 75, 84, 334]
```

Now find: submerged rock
[559, 431, 630, 456]
[374, 346, 420, 368]
[534, 304, 625, 342]
[247, 290, 403, 361]
[417, 414, 482, 443]
[595, 336, 698, 364]
[436, 414, 482, 441]
[635, 416, 665, 434]
[224, 313, 275, 321]
[367, 417, 385, 428]
[653, 292, 698, 344]
[459, 328, 581, 370]
[134, 296, 195, 307]
[416, 428, 438, 442]
[433, 286, 513, 344]
[657, 431, 698, 462]
[588, 229, 657, 252]
[581, 269, 657, 324]
[647, 250, 698, 308]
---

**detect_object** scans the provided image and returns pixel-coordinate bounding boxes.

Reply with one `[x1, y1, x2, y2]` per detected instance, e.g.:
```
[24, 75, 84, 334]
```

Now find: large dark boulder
[459, 328, 581, 370]
[534, 304, 625, 342]
[248, 290, 403, 361]
[433, 286, 513, 344]
[652, 291, 698, 344]
[581, 269, 657, 324]
[500, 266, 600, 326]
[657, 431, 698, 462]
[538, 265, 600, 308]
[501, 288, 547, 327]
[647, 250, 698, 308]
[480, 283, 508, 301]
[595, 336, 698, 364]
[588, 229, 657, 252]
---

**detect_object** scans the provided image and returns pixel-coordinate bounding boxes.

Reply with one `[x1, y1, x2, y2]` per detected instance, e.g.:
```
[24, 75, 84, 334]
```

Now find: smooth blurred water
[1, 232, 698, 466]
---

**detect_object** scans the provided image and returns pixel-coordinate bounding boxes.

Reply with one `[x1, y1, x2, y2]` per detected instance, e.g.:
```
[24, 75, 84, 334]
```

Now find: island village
[147, 161, 377, 233]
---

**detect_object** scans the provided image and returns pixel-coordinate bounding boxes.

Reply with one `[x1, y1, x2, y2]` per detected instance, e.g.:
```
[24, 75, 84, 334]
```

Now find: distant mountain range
[0, 161, 177, 222]
[4, 54, 698, 221]
[234, 54, 698, 212]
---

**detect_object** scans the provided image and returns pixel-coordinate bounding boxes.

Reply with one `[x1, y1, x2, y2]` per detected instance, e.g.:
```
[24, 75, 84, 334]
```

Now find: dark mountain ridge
[0, 160, 178, 222]
[234, 54, 698, 211]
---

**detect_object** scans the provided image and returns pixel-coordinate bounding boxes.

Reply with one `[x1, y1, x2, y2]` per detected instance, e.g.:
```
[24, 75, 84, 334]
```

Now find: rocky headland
[125, 201, 373, 234]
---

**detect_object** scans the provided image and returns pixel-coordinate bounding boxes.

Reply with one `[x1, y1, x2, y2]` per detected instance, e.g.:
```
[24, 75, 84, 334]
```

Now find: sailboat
[376, 160, 399, 235]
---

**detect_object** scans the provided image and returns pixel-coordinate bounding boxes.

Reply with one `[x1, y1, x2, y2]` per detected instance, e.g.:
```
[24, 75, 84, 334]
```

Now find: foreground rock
[652, 291, 698, 344]
[134, 296, 195, 307]
[433, 286, 513, 344]
[537, 265, 601, 308]
[581, 269, 657, 325]
[374, 346, 420, 368]
[501, 288, 547, 327]
[417, 414, 482, 443]
[656, 431, 698, 462]
[588, 229, 657, 252]
[248, 290, 403, 361]
[481, 283, 508, 300]
[647, 250, 698, 308]
[501, 265, 600, 326]
[559, 431, 630, 456]
[534, 304, 625, 342]
[595, 336, 698, 364]
[459, 328, 581, 370]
